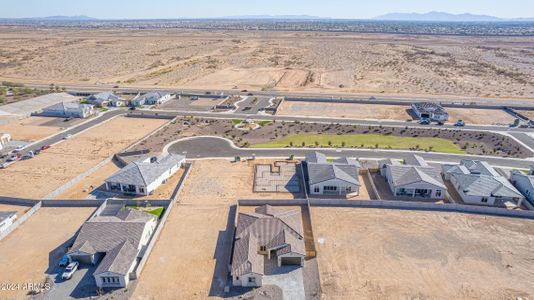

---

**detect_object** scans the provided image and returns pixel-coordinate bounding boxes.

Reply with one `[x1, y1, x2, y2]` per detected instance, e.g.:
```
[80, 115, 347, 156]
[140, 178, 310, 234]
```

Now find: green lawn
[231, 119, 242, 125]
[250, 134, 465, 154]
[126, 206, 165, 218]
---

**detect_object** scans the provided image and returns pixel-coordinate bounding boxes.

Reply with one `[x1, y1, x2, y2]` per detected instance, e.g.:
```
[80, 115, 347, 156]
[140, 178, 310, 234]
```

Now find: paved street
[167, 136, 534, 169]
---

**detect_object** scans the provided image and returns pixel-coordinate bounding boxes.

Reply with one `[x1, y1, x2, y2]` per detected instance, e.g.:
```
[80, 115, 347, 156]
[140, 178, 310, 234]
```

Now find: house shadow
[208, 204, 237, 297]
[405, 108, 418, 120]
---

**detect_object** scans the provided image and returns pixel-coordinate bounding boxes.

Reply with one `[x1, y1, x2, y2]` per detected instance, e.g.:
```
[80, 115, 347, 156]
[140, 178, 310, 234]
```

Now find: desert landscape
[0, 27, 533, 100]
[313, 207, 534, 299]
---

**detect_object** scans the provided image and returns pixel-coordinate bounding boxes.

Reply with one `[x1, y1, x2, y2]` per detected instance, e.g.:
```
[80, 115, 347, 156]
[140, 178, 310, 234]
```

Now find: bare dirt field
[277, 101, 411, 121]
[516, 110, 534, 120]
[446, 108, 516, 125]
[55, 161, 121, 199]
[0, 28, 532, 100]
[0, 116, 68, 142]
[133, 159, 299, 300]
[0, 207, 95, 300]
[0, 116, 167, 199]
[313, 207, 534, 299]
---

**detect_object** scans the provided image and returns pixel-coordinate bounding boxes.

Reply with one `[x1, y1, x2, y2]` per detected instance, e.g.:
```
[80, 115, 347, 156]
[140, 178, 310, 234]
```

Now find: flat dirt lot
[0, 207, 95, 300]
[133, 159, 298, 300]
[0, 203, 31, 217]
[0, 28, 532, 101]
[0, 116, 167, 199]
[447, 108, 515, 125]
[516, 110, 534, 120]
[313, 207, 534, 299]
[0, 116, 68, 142]
[277, 101, 411, 121]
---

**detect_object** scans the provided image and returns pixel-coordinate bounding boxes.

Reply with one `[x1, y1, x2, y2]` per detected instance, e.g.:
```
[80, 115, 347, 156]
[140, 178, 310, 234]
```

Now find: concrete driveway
[263, 258, 305, 300]
[45, 264, 98, 299]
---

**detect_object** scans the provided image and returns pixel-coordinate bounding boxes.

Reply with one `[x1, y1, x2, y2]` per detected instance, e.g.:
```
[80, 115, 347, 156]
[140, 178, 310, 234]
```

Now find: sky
[1, 0, 533, 19]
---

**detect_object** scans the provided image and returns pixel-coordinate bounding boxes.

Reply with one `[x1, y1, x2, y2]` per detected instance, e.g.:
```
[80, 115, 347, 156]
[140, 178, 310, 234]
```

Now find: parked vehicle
[247, 93, 254, 96]
[59, 255, 72, 267]
[64, 117, 73, 122]
[455, 120, 465, 127]
[241, 89, 248, 93]
[61, 261, 79, 280]
[33, 149, 41, 155]
[22, 151, 34, 160]
[63, 134, 73, 140]
[7, 153, 21, 161]
[418, 119, 430, 125]
[113, 85, 120, 89]
[191, 96, 199, 100]
[13, 145, 25, 153]
[40, 145, 51, 151]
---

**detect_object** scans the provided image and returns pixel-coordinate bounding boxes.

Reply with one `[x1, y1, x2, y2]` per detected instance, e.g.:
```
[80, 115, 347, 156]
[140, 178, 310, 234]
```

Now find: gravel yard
[313, 207, 534, 299]
[0, 207, 95, 300]
[0, 116, 167, 199]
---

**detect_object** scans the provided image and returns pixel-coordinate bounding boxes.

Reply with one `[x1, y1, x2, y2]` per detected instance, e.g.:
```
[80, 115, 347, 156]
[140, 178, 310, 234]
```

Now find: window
[346, 186, 352, 192]
[314, 186, 320, 193]
[260, 246, 266, 251]
[324, 186, 337, 191]
[139, 187, 145, 193]
[435, 190, 442, 197]
[248, 277, 256, 283]
[481, 197, 488, 203]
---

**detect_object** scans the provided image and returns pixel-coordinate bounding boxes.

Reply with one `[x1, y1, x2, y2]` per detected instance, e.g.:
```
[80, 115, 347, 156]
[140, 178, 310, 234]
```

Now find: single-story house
[87, 92, 124, 107]
[41, 102, 96, 118]
[411, 102, 449, 122]
[68, 204, 157, 289]
[443, 160, 524, 206]
[0, 133, 11, 151]
[510, 167, 534, 208]
[379, 155, 446, 199]
[0, 211, 17, 234]
[105, 153, 185, 196]
[305, 151, 361, 196]
[131, 91, 173, 107]
[231, 205, 305, 287]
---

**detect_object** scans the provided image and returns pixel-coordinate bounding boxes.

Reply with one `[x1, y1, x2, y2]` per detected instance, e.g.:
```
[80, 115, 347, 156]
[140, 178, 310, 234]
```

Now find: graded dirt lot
[0, 116, 68, 142]
[277, 101, 411, 121]
[446, 108, 515, 125]
[516, 110, 534, 120]
[133, 159, 299, 300]
[0, 207, 95, 300]
[313, 207, 534, 299]
[0, 116, 167, 199]
[0, 203, 31, 217]
[0, 28, 532, 100]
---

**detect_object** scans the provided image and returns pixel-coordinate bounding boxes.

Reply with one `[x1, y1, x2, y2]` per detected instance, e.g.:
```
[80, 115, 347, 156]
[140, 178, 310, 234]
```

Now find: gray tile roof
[106, 154, 185, 186]
[136, 91, 171, 103]
[94, 240, 138, 276]
[455, 174, 523, 198]
[231, 205, 305, 277]
[306, 152, 360, 185]
[388, 165, 446, 189]
[88, 92, 120, 103]
[0, 211, 16, 224]
[69, 207, 156, 275]
[412, 102, 448, 117]
[404, 155, 429, 167]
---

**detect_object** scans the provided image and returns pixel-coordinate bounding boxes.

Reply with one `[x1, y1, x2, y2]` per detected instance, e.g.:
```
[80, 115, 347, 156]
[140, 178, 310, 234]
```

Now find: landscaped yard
[250, 134, 466, 154]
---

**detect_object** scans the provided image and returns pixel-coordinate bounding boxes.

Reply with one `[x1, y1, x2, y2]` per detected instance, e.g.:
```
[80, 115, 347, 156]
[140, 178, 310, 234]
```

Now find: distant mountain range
[0, 15, 98, 21]
[221, 15, 327, 20]
[374, 11, 534, 22]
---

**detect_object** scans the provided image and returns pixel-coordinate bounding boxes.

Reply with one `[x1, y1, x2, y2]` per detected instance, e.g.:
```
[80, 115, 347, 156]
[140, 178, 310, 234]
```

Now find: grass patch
[126, 206, 165, 218]
[250, 134, 465, 154]
[257, 120, 272, 126]
[231, 119, 243, 125]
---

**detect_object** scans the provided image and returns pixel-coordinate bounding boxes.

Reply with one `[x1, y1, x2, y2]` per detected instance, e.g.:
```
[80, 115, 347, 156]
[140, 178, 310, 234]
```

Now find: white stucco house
[0, 211, 17, 234]
[379, 155, 446, 199]
[411, 102, 449, 122]
[87, 92, 124, 107]
[510, 167, 534, 209]
[41, 102, 96, 118]
[68, 204, 157, 289]
[443, 160, 524, 206]
[0, 133, 11, 151]
[131, 91, 173, 107]
[105, 153, 185, 196]
[305, 152, 360, 196]
[231, 205, 305, 287]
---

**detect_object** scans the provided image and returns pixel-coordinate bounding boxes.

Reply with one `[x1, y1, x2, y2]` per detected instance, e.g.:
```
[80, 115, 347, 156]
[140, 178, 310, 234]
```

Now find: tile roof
[105, 154, 185, 186]
[135, 91, 171, 103]
[231, 205, 305, 277]
[404, 155, 429, 167]
[388, 165, 446, 189]
[412, 102, 448, 117]
[69, 206, 156, 275]
[454, 174, 523, 198]
[306, 152, 360, 185]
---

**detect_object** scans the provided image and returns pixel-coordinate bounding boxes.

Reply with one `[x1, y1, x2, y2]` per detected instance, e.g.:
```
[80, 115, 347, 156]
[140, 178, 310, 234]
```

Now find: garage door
[280, 256, 302, 265]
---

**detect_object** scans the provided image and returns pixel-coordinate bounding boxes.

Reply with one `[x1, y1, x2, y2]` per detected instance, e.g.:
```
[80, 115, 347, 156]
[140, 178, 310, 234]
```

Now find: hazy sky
[2, 0, 533, 19]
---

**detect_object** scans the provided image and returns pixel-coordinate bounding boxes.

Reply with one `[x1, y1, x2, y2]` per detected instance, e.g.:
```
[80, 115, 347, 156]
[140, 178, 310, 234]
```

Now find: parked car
[7, 153, 21, 161]
[418, 119, 430, 125]
[13, 145, 25, 153]
[241, 89, 248, 93]
[205, 91, 212, 95]
[63, 134, 73, 140]
[455, 120, 465, 127]
[191, 96, 199, 100]
[40, 145, 51, 151]
[61, 261, 79, 280]
[22, 151, 34, 160]
[33, 149, 41, 155]
[64, 117, 73, 122]
[113, 85, 120, 89]
[59, 255, 72, 267]
[247, 93, 254, 96]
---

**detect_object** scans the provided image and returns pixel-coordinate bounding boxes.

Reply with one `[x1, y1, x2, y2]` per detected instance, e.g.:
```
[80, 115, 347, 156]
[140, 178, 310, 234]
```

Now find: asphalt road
[19, 82, 534, 107]
[167, 136, 534, 169]
[1, 109, 125, 165]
